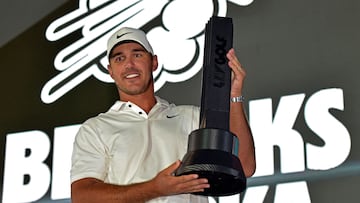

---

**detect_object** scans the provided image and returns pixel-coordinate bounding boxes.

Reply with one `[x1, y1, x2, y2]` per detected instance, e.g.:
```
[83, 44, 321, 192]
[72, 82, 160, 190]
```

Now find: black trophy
[175, 16, 247, 196]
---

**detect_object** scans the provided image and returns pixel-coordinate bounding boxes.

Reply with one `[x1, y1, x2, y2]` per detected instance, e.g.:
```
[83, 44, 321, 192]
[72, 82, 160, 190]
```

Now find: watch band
[231, 95, 245, 103]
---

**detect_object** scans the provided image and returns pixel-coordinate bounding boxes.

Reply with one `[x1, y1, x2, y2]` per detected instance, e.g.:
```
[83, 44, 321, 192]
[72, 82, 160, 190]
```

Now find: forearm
[71, 162, 209, 203]
[229, 101, 256, 177]
[71, 178, 160, 203]
[225, 48, 256, 177]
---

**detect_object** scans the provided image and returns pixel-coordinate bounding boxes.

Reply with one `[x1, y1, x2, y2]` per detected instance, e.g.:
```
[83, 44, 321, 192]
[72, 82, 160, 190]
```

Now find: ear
[108, 64, 114, 79]
[152, 55, 158, 71]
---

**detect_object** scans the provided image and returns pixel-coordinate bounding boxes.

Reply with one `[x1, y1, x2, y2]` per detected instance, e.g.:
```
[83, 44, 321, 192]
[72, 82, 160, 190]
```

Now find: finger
[227, 49, 243, 73]
[176, 174, 208, 186]
[227, 48, 241, 66]
[189, 183, 210, 192]
[178, 178, 210, 193]
[163, 160, 181, 175]
[184, 185, 209, 194]
[176, 173, 201, 183]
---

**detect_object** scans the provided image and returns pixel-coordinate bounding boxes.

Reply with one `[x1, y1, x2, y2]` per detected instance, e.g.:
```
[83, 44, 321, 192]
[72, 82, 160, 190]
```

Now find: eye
[134, 53, 142, 58]
[114, 55, 125, 62]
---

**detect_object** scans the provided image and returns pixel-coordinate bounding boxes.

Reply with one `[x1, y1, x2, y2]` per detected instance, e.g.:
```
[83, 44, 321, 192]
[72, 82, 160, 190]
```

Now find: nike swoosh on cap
[116, 32, 132, 39]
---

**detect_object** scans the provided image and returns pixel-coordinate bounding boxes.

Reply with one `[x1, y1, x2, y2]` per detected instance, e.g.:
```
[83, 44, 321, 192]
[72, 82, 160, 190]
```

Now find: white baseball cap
[107, 27, 154, 59]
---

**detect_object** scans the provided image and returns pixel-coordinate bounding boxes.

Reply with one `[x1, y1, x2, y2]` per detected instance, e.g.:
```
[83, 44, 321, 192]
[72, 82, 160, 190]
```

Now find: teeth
[126, 73, 139, 79]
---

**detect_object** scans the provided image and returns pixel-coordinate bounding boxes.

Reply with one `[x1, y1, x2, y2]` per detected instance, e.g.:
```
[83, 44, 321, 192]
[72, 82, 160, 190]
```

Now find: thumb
[163, 160, 181, 175]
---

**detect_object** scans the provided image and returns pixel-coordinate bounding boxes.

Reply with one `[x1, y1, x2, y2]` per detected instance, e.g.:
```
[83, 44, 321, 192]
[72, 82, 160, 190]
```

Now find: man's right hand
[150, 160, 210, 196]
[71, 161, 209, 203]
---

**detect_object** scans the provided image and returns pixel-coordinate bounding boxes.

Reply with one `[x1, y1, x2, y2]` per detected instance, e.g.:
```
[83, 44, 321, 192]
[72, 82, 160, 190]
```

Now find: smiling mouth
[125, 73, 140, 79]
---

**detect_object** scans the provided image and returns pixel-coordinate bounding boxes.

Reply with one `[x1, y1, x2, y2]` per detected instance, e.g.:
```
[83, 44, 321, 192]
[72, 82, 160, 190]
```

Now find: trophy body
[175, 16, 247, 196]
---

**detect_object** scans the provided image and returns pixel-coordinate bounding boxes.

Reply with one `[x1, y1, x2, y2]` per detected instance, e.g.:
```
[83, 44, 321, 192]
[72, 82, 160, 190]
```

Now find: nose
[124, 55, 135, 69]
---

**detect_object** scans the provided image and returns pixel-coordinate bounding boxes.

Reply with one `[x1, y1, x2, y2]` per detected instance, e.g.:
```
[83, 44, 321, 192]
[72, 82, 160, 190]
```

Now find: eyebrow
[110, 48, 147, 59]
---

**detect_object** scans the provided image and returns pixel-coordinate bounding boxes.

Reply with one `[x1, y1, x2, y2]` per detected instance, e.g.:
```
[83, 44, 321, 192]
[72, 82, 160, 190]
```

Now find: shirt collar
[109, 96, 169, 112]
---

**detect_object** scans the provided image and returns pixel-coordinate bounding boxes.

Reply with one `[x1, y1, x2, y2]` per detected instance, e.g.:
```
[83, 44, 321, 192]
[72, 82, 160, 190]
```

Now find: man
[71, 27, 255, 203]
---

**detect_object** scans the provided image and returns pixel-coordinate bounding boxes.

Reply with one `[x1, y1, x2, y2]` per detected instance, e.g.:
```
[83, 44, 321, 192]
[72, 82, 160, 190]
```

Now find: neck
[119, 91, 157, 114]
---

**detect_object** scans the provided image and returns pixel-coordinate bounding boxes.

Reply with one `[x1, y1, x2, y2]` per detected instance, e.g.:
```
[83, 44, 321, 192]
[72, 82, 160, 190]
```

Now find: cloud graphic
[41, 0, 254, 103]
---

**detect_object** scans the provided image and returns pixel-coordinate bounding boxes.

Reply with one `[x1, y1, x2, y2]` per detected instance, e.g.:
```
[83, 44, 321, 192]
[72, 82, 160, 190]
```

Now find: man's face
[108, 42, 158, 96]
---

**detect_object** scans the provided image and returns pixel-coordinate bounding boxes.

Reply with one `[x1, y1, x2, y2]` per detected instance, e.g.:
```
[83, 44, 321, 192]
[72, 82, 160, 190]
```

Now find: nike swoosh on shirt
[166, 115, 178, 119]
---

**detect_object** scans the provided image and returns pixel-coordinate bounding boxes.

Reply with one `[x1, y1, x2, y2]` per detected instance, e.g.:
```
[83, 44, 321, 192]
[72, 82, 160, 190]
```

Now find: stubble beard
[118, 76, 154, 96]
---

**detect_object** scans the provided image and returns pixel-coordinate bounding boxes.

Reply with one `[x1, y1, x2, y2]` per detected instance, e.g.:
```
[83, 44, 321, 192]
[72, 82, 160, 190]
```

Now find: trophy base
[175, 129, 247, 196]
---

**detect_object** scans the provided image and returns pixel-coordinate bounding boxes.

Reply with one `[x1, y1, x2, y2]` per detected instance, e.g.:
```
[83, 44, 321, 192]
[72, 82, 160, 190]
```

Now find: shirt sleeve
[70, 119, 108, 183]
